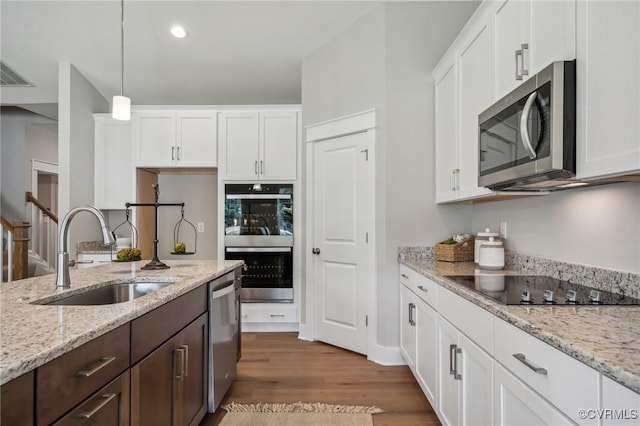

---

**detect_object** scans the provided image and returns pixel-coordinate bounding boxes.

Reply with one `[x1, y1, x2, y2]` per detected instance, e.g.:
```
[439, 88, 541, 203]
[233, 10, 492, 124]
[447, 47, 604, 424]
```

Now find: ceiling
[1, 1, 478, 111]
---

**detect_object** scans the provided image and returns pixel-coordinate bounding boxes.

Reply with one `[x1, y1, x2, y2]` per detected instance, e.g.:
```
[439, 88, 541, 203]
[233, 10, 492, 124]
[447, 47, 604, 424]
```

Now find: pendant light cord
[120, 0, 124, 97]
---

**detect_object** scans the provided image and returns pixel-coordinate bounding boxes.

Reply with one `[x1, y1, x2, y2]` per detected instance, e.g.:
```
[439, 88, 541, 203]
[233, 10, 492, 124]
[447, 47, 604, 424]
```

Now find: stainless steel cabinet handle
[270, 314, 285, 318]
[450, 169, 456, 191]
[255, 160, 258, 175]
[75, 393, 117, 419]
[513, 353, 548, 375]
[520, 43, 529, 76]
[515, 49, 523, 80]
[177, 146, 180, 161]
[76, 356, 116, 377]
[408, 303, 416, 326]
[400, 273, 409, 279]
[260, 160, 264, 175]
[180, 344, 189, 377]
[449, 344, 462, 379]
[172, 146, 175, 160]
[174, 347, 185, 380]
[520, 91, 539, 159]
[455, 169, 460, 190]
[417, 285, 428, 293]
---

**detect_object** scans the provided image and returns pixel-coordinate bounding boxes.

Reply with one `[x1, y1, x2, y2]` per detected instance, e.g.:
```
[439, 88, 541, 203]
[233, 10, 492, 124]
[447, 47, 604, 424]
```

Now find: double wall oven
[224, 184, 293, 302]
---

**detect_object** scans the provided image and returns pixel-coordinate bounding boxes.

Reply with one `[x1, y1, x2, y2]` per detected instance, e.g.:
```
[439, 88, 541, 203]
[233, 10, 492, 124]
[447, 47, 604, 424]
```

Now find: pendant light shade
[112, 95, 130, 120]
[112, 0, 130, 121]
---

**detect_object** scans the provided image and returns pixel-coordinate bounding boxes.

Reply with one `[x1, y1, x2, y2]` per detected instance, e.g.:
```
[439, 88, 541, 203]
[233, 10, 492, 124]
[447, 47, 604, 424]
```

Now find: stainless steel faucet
[56, 205, 115, 288]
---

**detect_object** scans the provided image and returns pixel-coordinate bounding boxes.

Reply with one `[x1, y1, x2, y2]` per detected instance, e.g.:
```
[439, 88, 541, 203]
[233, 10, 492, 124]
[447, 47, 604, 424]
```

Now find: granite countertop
[0, 259, 242, 386]
[399, 256, 640, 394]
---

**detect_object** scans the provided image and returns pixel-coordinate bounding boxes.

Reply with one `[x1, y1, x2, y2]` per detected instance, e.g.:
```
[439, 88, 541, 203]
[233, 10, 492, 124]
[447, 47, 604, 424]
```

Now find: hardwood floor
[201, 332, 440, 425]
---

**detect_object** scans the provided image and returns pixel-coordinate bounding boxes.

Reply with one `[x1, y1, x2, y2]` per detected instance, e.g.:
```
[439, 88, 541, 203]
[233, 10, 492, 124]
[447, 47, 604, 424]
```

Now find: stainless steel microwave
[478, 60, 576, 191]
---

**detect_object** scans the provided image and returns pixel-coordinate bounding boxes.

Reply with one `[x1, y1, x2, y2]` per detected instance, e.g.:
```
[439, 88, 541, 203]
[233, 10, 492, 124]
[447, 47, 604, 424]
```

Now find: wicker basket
[435, 236, 475, 262]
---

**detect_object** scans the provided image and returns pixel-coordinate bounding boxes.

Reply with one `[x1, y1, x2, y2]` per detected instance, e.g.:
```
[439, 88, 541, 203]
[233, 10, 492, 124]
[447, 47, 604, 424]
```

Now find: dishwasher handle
[212, 280, 236, 299]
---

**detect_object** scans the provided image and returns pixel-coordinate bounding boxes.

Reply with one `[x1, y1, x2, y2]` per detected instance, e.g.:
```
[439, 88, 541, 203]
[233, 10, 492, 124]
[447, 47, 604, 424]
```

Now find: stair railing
[1, 217, 30, 282]
[26, 192, 58, 272]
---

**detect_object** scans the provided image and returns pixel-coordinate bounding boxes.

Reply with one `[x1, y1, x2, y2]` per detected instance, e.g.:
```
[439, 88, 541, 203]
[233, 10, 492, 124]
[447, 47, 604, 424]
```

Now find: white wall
[301, 2, 478, 352]
[472, 182, 640, 273]
[58, 62, 109, 259]
[157, 173, 218, 261]
[0, 107, 57, 222]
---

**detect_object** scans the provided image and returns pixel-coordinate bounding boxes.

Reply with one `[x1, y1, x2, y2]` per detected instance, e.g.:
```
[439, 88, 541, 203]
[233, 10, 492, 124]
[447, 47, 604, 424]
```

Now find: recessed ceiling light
[171, 26, 187, 39]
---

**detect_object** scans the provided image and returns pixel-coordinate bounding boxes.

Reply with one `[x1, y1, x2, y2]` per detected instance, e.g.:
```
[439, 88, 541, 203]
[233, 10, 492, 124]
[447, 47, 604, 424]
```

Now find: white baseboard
[368, 343, 406, 366]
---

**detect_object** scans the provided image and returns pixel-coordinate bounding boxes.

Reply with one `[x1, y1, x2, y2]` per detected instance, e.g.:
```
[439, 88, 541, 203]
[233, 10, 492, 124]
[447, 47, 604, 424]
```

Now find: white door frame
[301, 109, 377, 359]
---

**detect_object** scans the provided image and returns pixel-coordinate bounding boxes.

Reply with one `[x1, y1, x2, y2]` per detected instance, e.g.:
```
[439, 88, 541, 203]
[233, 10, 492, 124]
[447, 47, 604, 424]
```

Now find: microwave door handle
[520, 91, 538, 160]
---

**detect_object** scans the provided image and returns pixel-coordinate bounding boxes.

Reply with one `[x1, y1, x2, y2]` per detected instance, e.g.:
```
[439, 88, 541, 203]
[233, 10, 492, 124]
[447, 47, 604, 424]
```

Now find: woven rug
[220, 402, 384, 426]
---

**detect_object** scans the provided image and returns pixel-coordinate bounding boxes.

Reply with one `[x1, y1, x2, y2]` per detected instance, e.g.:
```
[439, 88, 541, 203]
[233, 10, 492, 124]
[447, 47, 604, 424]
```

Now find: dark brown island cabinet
[1, 282, 210, 426]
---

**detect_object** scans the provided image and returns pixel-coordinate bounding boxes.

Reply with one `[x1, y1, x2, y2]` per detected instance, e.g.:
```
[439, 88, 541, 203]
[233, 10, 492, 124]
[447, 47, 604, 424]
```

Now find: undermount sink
[35, 280, 178, 306]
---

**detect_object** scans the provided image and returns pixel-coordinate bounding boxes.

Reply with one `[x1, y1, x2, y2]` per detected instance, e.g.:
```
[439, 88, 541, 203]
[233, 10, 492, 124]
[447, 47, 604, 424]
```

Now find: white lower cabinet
[438, 317, 493, 426]
[494, 362, 573, 426]
[601, 375, 640, 426]
[400, 284, 418, 371]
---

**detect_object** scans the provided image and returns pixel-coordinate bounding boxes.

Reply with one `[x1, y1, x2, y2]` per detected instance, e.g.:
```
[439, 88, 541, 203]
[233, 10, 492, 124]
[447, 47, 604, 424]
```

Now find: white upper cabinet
[134, 110, 217, 168]
[93, 114, 135, 210]
[434, 57, 459, 203]
[493, 0, 576, 100]
[576, 1, 640, 179]
[220, 110, 298, 181]
[457, 17, 494, 201]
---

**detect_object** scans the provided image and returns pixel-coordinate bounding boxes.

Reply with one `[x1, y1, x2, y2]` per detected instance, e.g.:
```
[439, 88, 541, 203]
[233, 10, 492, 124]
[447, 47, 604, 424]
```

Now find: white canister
[478, 237, 505, 270]
[475, 228, 499, 264]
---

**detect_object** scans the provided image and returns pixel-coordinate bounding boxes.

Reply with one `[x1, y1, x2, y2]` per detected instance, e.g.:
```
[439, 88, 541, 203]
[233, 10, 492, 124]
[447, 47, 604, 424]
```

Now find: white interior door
[312, 131, 372, 355]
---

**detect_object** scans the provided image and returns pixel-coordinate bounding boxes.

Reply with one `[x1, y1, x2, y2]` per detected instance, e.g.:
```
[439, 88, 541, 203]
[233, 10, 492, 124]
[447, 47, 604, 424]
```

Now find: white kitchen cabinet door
[94, 114, 135, 210]
[220, 112, 260, 180]
[576, 0, 640, 179]
[438, 318, 460, 426]
[601, 375, 640, 426]
[176, 112, 217, 167]
[459, 333, 493, 426]
[434, 57, 459, 204]
[494, 362, 573, 426]
[457, 17, 494, 201]
[260, 111, 297, 180]
[134, 111, 176, 167]
[415, 297, 438, 407]
[493, 0, 531, 99]
[400, 284, 417, 371]
[530, 0, 575, 75]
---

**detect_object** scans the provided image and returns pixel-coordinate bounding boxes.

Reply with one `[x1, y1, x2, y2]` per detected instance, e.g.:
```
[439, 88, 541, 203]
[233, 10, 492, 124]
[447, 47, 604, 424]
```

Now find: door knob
[312, 248, 321, 255]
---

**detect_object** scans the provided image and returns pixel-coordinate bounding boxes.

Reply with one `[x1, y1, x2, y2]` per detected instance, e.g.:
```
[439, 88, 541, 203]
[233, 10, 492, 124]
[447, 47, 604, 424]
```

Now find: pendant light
[112, 0, 130, 120]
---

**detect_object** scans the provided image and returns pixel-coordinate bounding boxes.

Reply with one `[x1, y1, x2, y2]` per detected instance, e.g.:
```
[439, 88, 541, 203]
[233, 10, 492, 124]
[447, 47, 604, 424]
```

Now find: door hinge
[366, 315, 368, 327]
[360, 149, 369, 161]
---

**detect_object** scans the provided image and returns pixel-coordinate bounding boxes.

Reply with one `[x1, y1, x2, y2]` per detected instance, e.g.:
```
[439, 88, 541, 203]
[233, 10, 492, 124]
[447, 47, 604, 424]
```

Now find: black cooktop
[446, 275, 640, 305]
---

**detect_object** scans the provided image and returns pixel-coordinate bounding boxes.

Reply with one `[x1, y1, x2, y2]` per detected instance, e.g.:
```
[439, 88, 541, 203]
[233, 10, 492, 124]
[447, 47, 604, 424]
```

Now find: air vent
[1, 61, 34, 87]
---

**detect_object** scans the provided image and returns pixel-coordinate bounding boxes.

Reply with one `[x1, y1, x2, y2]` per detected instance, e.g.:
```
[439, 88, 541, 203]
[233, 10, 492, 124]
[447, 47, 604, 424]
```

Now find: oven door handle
[226, 194, 292, 200]
[519, 91, 538, 160]
[226, 247, 292, 253]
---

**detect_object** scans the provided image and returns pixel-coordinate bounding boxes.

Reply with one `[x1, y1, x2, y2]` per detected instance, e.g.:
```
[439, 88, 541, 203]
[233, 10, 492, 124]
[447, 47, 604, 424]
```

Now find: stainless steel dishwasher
[208, 269, 241, 412]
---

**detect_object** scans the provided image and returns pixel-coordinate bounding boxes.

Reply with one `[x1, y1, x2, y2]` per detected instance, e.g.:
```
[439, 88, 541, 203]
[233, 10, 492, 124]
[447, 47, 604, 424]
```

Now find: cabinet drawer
[131, 284, 207, 364]
[37, 324, 130, 426]
[438, 286, 493, 353]
[241, 304, 297, 323]
[53, 370, 130, 426]
[494, 318, 599, 425]
[399, 264, 437, 309]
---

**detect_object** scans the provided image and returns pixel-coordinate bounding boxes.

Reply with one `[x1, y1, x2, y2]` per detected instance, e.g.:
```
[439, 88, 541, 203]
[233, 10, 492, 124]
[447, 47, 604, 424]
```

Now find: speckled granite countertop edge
[0, 259, 243, 385]
[398, 254, 640, 394]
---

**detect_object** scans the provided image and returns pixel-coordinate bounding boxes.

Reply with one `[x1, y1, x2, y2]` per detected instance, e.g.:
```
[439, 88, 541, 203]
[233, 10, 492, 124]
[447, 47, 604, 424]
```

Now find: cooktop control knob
[521, 290, 532, 303]
[589, 290, 602, 304]
[543, 289, 556, 304]
[566, 290, 578, 303]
